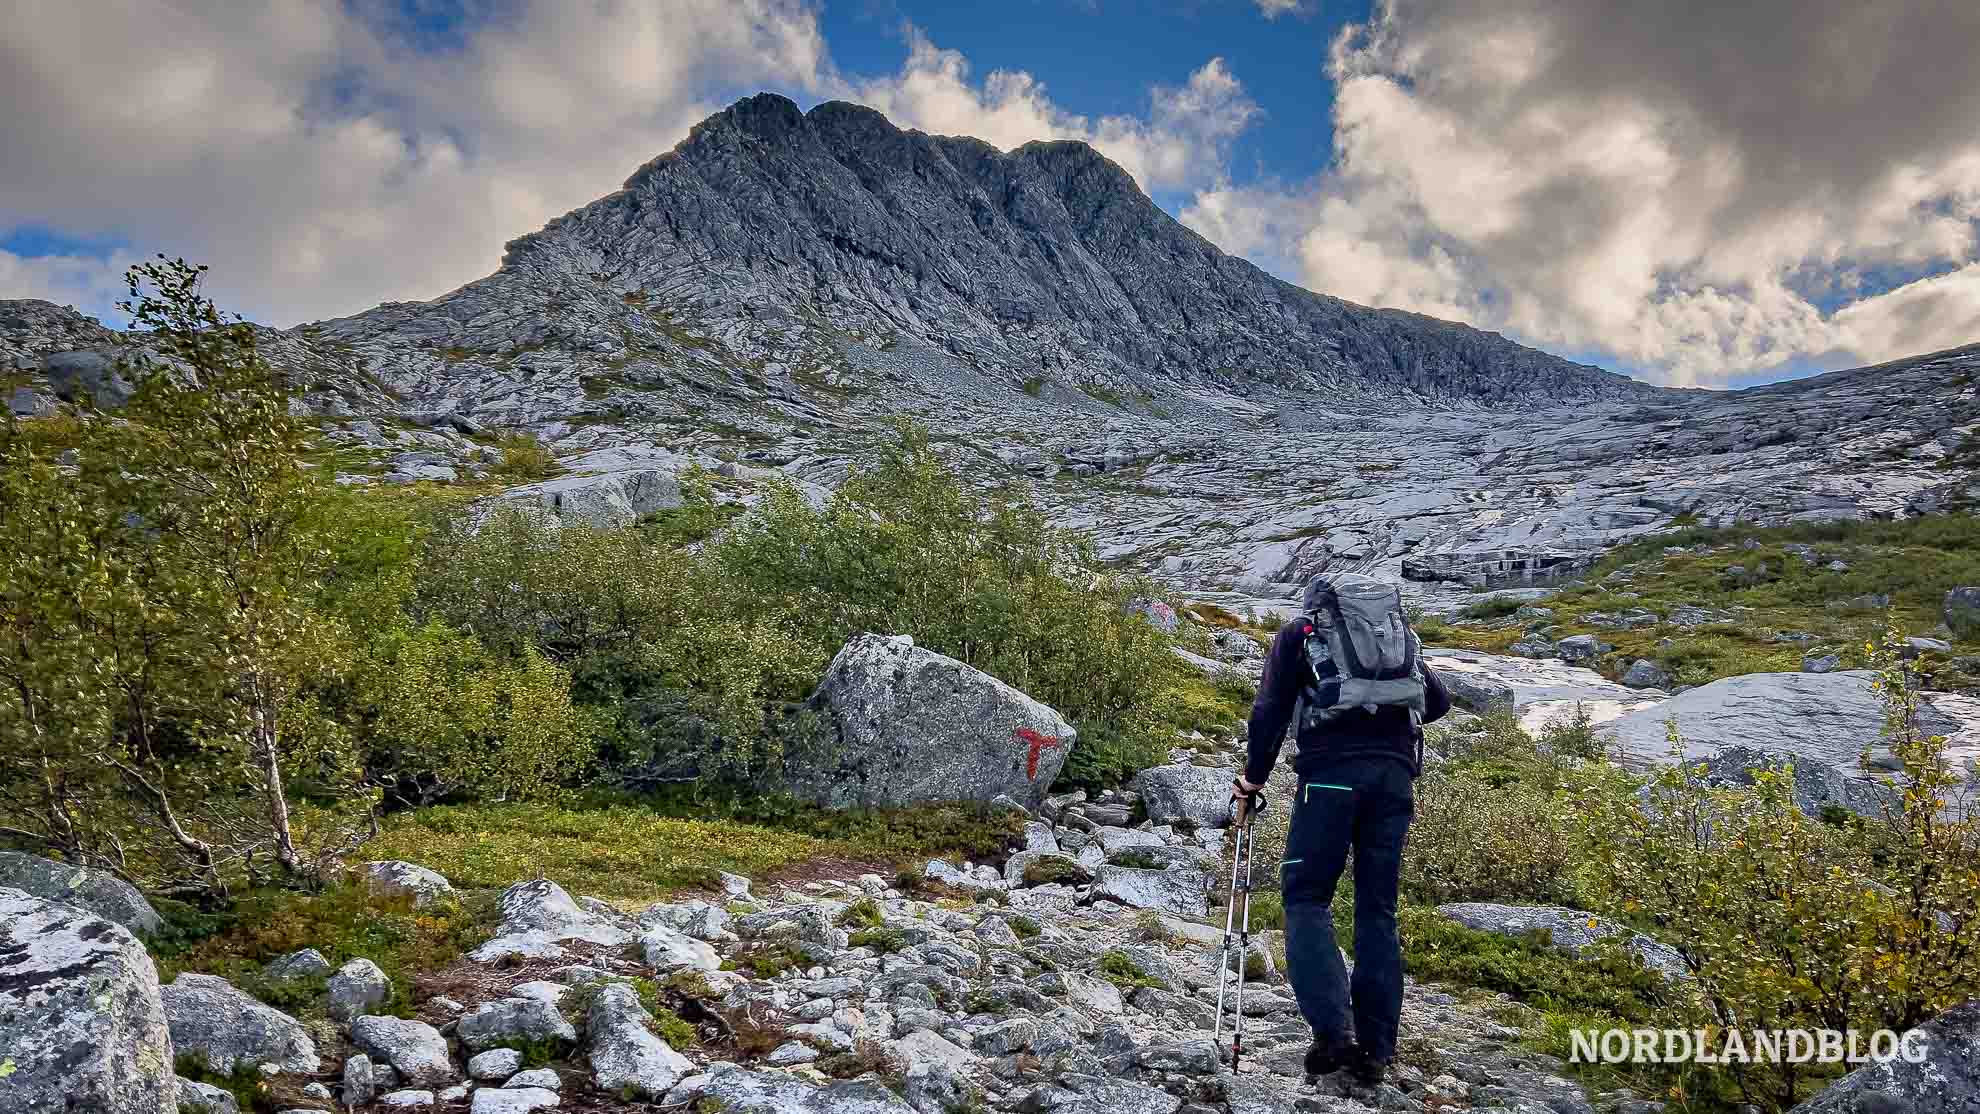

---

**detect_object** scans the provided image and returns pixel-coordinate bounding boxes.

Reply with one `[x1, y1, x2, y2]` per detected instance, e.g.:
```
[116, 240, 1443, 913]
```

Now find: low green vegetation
[1424, 515, 1979, 690]
[1, 262, 1212, 911]
[150, 883, 493, 1018]
[1361, 636, 1980, 1112]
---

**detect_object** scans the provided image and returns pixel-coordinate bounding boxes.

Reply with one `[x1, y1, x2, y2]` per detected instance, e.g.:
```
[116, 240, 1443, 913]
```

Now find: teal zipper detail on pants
[1303, 782, 1353, 803]
[1281, 858, 1304, 866]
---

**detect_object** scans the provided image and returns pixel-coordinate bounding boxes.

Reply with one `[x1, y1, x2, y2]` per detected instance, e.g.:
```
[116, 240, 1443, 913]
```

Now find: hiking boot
[1346, 1047, 1389, 1087]
[1303, 1039, 1350, 1080]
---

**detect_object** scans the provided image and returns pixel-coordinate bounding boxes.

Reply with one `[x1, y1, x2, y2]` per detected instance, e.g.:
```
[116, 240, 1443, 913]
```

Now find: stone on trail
[1436, 902, 1688, 982]
[342, 1053, 377, 1107]
[639, 922, 722, 970]
[361, 860, 455, 908]
[161, 971, 319, 1074]
[263, 947, 332, 983]
[675, 1065, 918, 1113]
[788, 633, 1077, 810]
[0, 888, 176, 1114]
[1791, 999, 1980, 1113]
[1089, 864, 1211, 917]
[174, 1078, 239, 1114]
[586, 981, 693, 1098]
[1131, 763, 1237, 829]
[470, 1087, 562, 1113]
[326, 956, 391, 1020]
[468, 1048, 524, 1081]
[379, 1090, 437, 1108]
[469, 877, 633, 963]
[348, 1015, 457, 1087]
[457, 996, 577, 1051]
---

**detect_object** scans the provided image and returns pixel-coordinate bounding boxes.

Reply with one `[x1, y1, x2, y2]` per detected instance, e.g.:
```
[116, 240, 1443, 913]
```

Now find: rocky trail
[0, 763, 1619, 1114]
[10, 626, 1977, 1114]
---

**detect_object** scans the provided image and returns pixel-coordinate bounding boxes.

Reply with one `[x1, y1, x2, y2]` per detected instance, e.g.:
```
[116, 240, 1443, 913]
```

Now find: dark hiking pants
[1280, 754, 1413, 1061]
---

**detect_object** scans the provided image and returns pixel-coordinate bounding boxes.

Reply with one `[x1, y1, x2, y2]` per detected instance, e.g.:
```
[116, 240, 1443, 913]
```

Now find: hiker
[1231, 572, 1451, 1086]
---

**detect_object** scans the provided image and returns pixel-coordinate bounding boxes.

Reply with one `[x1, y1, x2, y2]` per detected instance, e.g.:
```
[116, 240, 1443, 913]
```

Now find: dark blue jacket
[1244, 619, 1451, 784]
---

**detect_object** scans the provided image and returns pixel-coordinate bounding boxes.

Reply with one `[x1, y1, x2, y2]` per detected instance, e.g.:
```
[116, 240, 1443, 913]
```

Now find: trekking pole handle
[1230, 781, 1267, 827]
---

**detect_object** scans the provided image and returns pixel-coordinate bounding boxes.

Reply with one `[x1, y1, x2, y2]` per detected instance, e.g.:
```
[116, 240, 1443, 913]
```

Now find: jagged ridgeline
[6, 93, 1977, 605]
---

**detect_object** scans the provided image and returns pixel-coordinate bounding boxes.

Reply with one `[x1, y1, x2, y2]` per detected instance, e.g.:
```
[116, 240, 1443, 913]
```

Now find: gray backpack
[1295, 573, 1427, 730]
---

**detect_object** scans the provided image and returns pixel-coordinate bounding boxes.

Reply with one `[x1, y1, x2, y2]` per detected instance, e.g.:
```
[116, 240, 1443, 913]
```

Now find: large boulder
[493, 464, 682, 529]
[788, 634, 1077, 809]
[1700, 744, 1898, 820]
[469, 877, 634, 963]
[1130, 764, 1236, 829]
[1791, 1000, 1980, 1113]
[1601, 671, 1977, 774]
[1435, 903, 1688, 982]
[0, 888, 177, 1114]
[585, 982, 693, 1098]
[0, 851, 161, 934]
[160, 972, 319, 1074]
[1422, 649, 1661, 733]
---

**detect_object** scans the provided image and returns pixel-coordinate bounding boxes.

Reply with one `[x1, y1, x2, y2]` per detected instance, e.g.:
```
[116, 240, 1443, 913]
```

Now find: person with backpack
[1231, 572, 1451, 1086]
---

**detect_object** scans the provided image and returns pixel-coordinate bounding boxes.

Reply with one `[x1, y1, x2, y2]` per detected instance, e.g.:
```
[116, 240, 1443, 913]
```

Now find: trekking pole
[1214, 788, 1264, 1072]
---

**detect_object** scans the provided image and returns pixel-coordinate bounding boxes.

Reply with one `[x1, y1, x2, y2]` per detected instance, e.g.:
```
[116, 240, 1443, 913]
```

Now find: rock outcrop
[791, 634, 1076, 810]
[160, 972, 320, 1075]
[0, 888, 177, 1114]
[1792, 1000, 1980, 1113]
[0, 851, 162, 934]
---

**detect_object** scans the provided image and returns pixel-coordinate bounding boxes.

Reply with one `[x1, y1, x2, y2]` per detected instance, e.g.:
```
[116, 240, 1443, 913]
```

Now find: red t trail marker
[1017, 728, 1064, 780]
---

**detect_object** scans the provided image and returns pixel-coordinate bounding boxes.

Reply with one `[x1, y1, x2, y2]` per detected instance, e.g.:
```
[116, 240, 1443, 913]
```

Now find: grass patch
[150, 884, 493, 1017]
[1431, 515, 1980, 689]
[1398, 904, 1672, 1020]
[366, 793, 1026, 904]
[1096, 949, 1163, 990]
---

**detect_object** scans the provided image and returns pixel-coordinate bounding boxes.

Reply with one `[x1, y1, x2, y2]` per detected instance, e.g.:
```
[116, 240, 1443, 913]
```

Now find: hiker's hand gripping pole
[1215, 784, 1265, 1072]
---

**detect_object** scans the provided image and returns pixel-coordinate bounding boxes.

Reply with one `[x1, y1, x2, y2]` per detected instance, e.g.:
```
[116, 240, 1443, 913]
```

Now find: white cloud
[1, 0, 832, 326]
[1183, 0, 1980, 384]
[844, 30, 1257, 193]
[2, 4, 1257, 329]
[0, 250, 137, 319]
[1255, 0, 1308, 18]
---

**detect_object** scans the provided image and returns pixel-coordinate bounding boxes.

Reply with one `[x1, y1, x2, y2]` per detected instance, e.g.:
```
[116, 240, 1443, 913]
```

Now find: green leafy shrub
[360, 620, 597, 804]
[1021, 856, 1085, 885]
[1570, 630, 1980, 1110]
[490, 432, 557, 480]
[849, 926, 907, 954]
[1008, 914, 1042, 939]
[1096, 950, 1161, 990]
[838, 897, 884, 928]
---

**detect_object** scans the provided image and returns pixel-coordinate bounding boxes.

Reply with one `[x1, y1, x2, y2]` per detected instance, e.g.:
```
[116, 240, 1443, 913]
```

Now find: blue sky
[812, 0, 1369, 215]
[4, 0, 1977, 387]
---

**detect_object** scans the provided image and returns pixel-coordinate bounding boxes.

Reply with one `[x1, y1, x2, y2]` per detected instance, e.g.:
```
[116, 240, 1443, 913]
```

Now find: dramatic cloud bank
[1, 0, 833, 324]
[1183, 0, 1980, 383]
[0, 2, 1253, 330]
